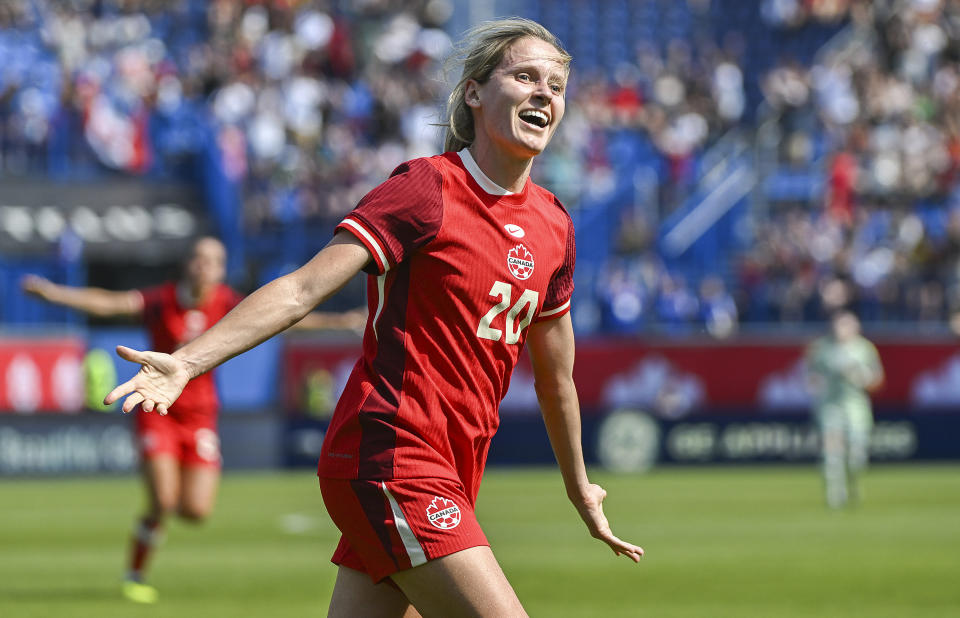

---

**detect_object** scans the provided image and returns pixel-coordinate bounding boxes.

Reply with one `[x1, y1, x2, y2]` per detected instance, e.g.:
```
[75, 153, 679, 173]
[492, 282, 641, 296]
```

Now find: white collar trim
[457, 149, 514, 196]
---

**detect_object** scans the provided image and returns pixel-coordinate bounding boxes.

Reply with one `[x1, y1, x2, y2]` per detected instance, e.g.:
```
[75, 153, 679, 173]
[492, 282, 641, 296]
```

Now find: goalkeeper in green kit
[805, 310, 884, 508]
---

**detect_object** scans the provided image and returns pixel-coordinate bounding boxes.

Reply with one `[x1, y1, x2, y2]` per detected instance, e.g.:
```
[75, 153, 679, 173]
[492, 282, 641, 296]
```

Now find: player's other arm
[105, 232, 370, 414]
[21, 275, 143, 318]
[861, 342, 885, 393]
[526, 313, 644, 563]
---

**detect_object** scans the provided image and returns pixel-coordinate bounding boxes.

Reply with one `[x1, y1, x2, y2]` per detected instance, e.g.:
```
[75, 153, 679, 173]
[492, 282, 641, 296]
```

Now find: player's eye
[516, 73, 532, 83]
[550, 83, 564, 94]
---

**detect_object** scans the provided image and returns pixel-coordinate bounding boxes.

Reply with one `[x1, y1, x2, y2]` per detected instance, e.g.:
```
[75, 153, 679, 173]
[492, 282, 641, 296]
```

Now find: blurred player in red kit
[104, 18, 643, 616]
[23, 236, 361, 604]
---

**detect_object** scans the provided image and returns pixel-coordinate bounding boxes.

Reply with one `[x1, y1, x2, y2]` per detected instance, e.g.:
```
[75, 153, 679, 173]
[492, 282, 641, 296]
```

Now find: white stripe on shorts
[381, 482, 427, 568]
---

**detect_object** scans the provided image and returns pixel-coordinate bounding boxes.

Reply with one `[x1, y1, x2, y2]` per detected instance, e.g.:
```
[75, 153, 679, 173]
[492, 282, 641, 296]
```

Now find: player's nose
[531, 81, 554, 101]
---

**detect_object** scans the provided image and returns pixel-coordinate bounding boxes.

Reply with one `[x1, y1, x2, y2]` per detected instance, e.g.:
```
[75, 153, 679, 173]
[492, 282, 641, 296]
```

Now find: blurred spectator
[762, 0, 851, 28]
[699, 276, 738, 338]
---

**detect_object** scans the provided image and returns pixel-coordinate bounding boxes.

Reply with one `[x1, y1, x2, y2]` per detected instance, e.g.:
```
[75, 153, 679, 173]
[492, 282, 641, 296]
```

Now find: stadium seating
[2, 0, 956, 334]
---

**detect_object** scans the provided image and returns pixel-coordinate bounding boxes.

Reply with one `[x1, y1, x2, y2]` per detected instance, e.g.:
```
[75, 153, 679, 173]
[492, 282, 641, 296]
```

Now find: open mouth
[518, 109, 549, 129]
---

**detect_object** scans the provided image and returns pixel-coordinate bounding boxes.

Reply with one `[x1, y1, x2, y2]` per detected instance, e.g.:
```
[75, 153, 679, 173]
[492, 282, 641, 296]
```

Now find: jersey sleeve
[537, 208, 576, 322]
[336, 158, 444, 275]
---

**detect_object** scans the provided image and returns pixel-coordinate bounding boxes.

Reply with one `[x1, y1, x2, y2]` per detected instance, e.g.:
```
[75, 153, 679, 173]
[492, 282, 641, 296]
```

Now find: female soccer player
[105, 18, 643, 616]
[23, 237, 361, 604]
[805, 310, 884, 508]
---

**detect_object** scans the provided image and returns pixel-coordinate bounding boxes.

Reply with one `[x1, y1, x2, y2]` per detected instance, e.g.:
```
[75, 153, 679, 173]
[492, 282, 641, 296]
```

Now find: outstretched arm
[105, 232, 371, 414]
[288, 306, 367, 333]
[526, 313, 644, 563]
[21, 275, 143, 318]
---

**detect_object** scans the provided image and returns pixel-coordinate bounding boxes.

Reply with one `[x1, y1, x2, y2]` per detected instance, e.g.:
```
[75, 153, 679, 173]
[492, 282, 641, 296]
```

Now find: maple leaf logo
[425, 496, 462, 530]
[507, 244, 535, 280]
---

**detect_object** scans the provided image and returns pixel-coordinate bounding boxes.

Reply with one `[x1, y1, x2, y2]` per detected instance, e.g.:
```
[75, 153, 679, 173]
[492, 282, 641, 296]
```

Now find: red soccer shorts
[318, 476, 489, 583]
[135, 411, 221, 468]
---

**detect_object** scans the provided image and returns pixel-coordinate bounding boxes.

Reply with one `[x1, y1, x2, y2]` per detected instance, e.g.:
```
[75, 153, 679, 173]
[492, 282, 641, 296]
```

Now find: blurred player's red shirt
[137, 282, 241, 420]
[318, 150, 575, 502]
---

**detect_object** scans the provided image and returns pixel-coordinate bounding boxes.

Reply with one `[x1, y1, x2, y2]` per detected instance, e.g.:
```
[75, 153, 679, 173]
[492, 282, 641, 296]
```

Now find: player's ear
[465, 80, 482, 109]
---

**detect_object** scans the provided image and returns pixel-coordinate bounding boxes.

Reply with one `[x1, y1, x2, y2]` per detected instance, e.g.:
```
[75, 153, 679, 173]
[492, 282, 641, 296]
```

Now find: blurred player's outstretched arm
[105, 233, 370, 415]
[21, 274, 143, 318]
[526, 314, 645, 563]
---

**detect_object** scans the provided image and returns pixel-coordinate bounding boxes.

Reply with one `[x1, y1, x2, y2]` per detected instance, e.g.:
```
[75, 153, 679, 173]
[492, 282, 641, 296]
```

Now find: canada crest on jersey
[426, 496, 462, 530]
[507, 244, 535, 281]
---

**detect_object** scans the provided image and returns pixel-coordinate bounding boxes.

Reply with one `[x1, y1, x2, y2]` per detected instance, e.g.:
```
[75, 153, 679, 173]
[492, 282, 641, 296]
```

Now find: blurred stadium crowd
[1, 0, 959, 335]
[751, 0, 960, 331]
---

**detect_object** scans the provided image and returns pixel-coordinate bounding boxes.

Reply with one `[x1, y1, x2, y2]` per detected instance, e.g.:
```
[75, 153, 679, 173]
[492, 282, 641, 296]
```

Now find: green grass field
[2, 465, 958, 617]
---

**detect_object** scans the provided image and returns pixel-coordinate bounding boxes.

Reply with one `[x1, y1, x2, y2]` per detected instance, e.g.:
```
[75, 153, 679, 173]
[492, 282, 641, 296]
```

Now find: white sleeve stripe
[341, 217, 390, 273]
[381, 482, 427, 567]
[539, 300, 571, 318]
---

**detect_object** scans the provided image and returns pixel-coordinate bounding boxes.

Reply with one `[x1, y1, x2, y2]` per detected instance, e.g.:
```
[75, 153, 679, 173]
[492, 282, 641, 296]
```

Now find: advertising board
[281, 338, 960, 416]
[0, 338, 85, 413]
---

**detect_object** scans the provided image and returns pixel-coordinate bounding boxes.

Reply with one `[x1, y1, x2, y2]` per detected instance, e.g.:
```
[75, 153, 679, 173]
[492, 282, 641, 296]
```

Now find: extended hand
[104, 346, 191, 415]
[573, 484, 644, 563]
[21, 274, 53, 300]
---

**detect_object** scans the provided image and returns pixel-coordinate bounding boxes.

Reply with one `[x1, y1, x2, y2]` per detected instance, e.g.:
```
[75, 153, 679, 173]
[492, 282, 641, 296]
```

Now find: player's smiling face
[467, 36, 568, 160]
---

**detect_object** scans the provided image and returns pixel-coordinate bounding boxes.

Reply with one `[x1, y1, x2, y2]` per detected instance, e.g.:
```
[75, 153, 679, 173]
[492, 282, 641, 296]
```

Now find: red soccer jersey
[137, 282, 242, 420]
[318, 150, 575, 502]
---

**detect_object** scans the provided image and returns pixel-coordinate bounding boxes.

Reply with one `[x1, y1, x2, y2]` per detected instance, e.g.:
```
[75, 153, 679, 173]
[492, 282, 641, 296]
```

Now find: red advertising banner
[0, 338, 85, 413]
[282, 338, 960, 417]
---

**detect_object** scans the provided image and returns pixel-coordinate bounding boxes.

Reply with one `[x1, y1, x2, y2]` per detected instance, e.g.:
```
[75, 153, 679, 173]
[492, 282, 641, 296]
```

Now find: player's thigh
[390, 545, 527, 618]
[142, 455, 181, 514]
[178, 464, 220, 521]
[328, 566, 421, 618]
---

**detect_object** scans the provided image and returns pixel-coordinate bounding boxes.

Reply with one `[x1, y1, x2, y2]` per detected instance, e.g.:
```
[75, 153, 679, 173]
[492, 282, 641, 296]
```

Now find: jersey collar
[457, 149, 514, 196]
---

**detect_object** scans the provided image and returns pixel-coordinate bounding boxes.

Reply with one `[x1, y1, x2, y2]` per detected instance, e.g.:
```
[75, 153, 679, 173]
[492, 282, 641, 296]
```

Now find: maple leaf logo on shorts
[507, 244, 535, 280]
[425, 496, 462, 530]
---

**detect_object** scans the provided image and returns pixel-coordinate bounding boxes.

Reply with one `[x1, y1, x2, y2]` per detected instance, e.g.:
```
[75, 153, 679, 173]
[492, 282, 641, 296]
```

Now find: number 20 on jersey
[476, 281, 539, 345]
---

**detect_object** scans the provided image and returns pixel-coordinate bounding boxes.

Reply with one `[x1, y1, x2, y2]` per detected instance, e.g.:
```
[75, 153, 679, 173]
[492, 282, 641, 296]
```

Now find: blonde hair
[443, 17, 571, 153]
